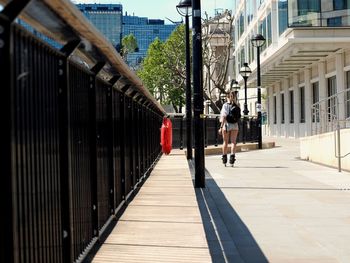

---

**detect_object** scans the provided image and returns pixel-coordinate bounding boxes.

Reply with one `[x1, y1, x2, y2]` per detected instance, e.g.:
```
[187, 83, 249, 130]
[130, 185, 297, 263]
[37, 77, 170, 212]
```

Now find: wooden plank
[93, 245, 211, 263]
[92, 154, 212, 262]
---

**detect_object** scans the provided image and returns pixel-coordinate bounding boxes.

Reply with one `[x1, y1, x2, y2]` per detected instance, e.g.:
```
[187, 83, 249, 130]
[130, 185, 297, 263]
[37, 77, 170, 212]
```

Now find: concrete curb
[184, 141, 276, 156]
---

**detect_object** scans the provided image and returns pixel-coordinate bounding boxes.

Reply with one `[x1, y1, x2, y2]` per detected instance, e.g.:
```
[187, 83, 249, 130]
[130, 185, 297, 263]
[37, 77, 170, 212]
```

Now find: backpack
[226, 103, 241, 123]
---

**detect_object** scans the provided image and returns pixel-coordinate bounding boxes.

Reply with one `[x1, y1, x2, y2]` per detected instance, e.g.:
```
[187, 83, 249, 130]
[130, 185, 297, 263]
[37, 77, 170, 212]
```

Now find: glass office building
[123, 16, 177, 67]
[77, 4, 123, 48]
[76, 4, 176, 68]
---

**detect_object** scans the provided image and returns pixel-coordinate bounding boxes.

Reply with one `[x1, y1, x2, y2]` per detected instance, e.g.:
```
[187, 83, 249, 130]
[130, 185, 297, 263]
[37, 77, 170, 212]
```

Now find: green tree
[138, 38, 168, 102]
[121, 33, 138, 62]
[138, 25, 188, 113]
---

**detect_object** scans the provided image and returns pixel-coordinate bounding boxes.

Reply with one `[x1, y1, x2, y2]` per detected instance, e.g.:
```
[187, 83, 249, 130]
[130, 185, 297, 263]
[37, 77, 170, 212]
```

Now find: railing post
[90, 62, 105, 237]
[108, 76, 120, 214]
[58, 40, 80, 263]
[180, 115, 184, 150]
[0, 2, 31, 262]
[0, 13, 15, 263]
[336, 97, 341, 172]
[204, 116, 207, 148]
[119, 92, 126, 200]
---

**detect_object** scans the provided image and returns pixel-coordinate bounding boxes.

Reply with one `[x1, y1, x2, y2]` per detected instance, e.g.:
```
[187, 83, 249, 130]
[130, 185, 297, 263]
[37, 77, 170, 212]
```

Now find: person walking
[218, 91, 241, 166]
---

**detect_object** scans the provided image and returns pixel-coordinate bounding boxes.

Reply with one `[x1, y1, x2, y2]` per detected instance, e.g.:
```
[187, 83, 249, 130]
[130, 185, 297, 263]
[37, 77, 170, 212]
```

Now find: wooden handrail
[0, 0, 165, 114]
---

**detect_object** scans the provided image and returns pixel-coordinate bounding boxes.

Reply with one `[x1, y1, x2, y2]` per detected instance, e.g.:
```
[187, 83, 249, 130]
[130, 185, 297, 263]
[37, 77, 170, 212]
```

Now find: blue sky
[74, 0, 233, 23]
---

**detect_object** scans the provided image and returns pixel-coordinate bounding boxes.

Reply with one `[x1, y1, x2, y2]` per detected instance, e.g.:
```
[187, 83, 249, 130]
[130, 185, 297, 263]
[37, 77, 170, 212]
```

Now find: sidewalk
[200, 136, 350, 262]
[91, 152, 211, 263]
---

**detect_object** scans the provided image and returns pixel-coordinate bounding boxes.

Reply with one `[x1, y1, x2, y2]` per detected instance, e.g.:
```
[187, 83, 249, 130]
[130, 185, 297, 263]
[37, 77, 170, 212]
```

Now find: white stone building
[231, 0, 350, 170]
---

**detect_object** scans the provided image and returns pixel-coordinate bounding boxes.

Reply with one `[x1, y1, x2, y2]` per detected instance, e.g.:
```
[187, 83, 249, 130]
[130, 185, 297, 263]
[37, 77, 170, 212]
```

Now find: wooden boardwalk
[92, 153, 212, 263]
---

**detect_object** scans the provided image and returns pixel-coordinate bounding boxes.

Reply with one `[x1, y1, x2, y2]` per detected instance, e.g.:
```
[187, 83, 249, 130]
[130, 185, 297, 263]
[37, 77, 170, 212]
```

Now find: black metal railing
[0, 1, 165, 262]
[171, 115, 259, 149]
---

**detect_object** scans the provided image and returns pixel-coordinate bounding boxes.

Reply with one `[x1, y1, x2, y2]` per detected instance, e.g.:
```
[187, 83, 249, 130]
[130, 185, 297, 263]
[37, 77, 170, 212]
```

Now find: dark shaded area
[189, 161, 268, 263]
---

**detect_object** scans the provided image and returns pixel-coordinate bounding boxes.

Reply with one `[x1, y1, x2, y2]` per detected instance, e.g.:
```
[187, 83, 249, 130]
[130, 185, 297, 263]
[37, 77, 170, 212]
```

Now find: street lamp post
[251, 34, 266, 149]
[205, 99, 211, 114]
[176, 0, 192, 159]
[192, 0, 205, 188]
[239, 63, 252, 144]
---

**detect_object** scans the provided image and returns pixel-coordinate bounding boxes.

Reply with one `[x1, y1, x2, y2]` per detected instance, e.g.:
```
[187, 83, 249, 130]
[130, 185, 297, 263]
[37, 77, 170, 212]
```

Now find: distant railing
[170, 114, 259, 149]
[0, 1, 164, 262]
[311, 88, 350, 171]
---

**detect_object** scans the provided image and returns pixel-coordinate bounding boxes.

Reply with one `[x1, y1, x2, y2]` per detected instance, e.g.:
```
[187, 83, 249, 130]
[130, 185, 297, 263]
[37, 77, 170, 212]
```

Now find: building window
[312, 82, 319, 122]
[334, 0, 347, 10]
[297, 0, 320, 16]
[274, 95, 277, 124]
[278, 0, 288, 35]
[239, 47, 245, 69]
[246, 0, 254, 25]
[300, 86, 305, 123]
[327, 16, 342, 26]
[288, 0, 321, 26]
[267, 13, 272, 46]
[288, 0, 350, 27]
[259, 17, 267, 51]
[238, 12, 244, 38]
[290, 90, 294, 123]
[328, 76, 337, 120]
[248, 37, 254, 63]
[281, 93, 285, 124]
[346, 71, 350, 118]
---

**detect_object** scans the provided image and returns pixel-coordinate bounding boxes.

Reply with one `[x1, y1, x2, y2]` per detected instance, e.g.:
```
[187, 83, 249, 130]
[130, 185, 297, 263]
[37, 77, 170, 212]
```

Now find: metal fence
[0, 1, 164, 262]
[171, 114, 259, 149]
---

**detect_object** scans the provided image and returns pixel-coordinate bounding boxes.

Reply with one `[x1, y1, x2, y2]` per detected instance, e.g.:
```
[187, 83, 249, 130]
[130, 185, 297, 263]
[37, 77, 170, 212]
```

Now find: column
[336, 52, 346, 123]
[275, 83, 281, 136]
[269, 88, 274, 136]
[318, 61, 327, 133]
[293, 74, 300, 137]
[304, 68, 312, 136]
[283, 79, 290, 137]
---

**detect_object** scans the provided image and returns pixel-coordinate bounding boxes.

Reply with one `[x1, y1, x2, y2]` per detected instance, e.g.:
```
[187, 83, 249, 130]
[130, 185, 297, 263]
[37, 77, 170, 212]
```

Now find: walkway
[201, 137, 350, 262]
[91, 152, 211, 263]
[91, 137, 350, 263]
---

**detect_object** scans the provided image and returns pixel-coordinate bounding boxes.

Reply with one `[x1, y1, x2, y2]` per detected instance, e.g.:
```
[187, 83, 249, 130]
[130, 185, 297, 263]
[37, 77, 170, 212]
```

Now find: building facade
[77, 4, 123, 48]
[231, 0, 350, 138]
[122, 15, 177, 67]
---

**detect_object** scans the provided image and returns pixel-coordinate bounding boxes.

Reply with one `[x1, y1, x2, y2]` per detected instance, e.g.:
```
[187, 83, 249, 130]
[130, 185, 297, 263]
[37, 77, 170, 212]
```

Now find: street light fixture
[230, 80, 240, 102]
[251, 34, 266, 149]
[176, 0, 192, 159]
[239, 63, 252, 116]
[239, 62, 251, 144]
[230, 80, 240, 91]
[220, 92, 227, 104]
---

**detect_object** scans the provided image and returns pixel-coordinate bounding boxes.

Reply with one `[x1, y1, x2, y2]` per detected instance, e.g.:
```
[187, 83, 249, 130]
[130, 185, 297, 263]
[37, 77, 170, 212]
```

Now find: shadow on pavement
[192, 167, 269, 263]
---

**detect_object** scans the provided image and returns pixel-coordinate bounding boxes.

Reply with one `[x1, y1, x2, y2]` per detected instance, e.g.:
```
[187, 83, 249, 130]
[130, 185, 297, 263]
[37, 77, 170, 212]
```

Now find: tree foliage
[138, 13, 233, 114]
[138, 25, 188, 113]
[121, 33, 138, 61]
